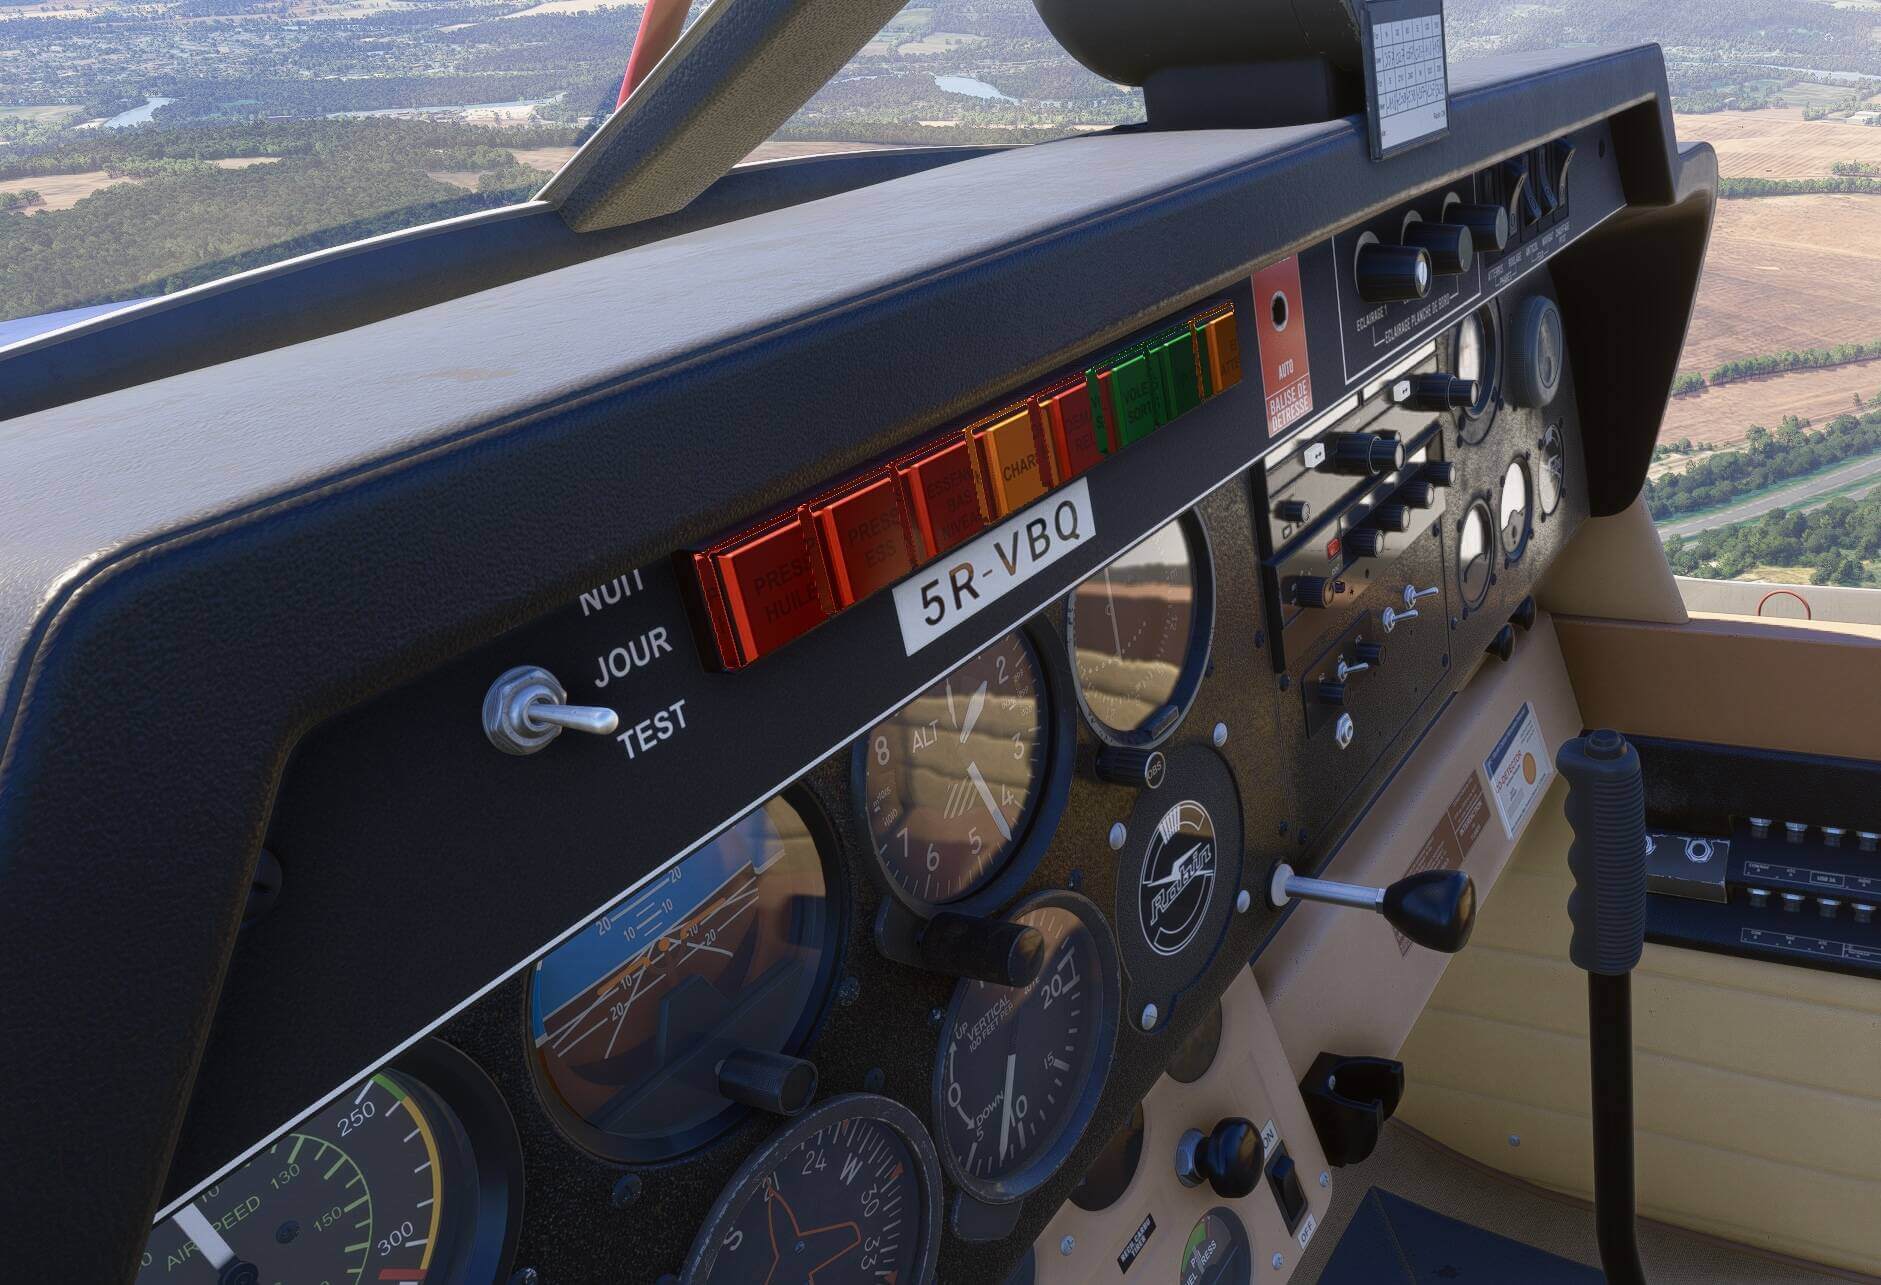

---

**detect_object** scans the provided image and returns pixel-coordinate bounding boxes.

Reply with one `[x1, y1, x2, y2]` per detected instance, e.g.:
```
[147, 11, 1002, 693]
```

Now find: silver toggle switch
[1402, 584, 1441, 609]
[1335, 658, 1370, 681]
[1780, 892, 1807, 913]
[1822, 827, 1847, 848]
[1785, 822, 1810, 845]
[1818, 898, 1842, 919]
[1382, 606, 1419, 632]
[1854, 903, 1876, 925]
[1859, 831, 1880, 853]
[1745, 888, 1772, 909]
[1748, 817, 1773, 838]
[483, 665, 620, 755]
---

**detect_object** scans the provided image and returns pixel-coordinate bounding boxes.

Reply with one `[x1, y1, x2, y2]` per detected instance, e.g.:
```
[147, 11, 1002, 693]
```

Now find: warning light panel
[686, 299, 1241, 669]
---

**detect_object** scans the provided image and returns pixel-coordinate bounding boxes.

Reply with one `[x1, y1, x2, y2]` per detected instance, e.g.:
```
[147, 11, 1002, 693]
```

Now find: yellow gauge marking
[375, 1072, 442, 1271]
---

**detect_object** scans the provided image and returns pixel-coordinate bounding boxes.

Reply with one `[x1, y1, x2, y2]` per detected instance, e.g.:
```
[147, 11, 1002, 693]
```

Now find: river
[103, 97, 175, 129]
[933, 75, 1015, 102]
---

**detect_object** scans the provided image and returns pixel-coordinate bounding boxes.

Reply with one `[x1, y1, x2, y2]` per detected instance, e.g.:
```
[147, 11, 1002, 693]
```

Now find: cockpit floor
[1294, 1122, 1869, 1283]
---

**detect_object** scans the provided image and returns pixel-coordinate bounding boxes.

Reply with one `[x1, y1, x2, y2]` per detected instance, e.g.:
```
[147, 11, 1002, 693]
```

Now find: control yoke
[1268, 864, 1477, 954]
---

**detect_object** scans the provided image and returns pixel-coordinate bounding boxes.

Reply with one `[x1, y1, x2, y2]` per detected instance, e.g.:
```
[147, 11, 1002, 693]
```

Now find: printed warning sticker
[1252, 255, 1313, 435]
[1485, 701, 1553, 840]
[1395, 771, 1490, 955]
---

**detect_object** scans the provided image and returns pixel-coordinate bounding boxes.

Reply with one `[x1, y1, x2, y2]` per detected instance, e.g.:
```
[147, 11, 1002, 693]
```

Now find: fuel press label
[1252, 255, 1313, 435]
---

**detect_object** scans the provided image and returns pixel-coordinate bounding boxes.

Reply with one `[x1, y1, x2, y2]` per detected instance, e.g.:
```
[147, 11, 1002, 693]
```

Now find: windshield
[7, 1, 1880, 594]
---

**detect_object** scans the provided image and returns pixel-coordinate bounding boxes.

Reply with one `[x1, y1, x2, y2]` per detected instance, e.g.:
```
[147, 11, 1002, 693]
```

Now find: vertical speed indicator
[932, 892, 1120, 1203]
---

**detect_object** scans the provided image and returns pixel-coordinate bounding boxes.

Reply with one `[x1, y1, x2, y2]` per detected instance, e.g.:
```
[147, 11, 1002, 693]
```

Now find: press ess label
[893, 478, 1095, 655]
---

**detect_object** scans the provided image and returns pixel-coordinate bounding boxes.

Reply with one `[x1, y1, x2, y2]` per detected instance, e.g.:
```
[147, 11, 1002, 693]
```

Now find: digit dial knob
[1287, 575, 1337, 609]
[1374, 503, 1414, 533]
[1403, 221, 1473, 275]
[1400, 480, 1438, 509]
[1451, 202, 1511, 254]
[1312, 681, 1348, 707]
[1398, 373, 1478, 413]
[1345, 528, 1386, 559]
[1354, 640, 1386, 666]
[1356, 241, 1432, 303]
[1273, 498, 1312, 524]
[1094, 746, 1166, 790]
[1422, 460, 1456, 488]
[1323, 432, 1406, 476]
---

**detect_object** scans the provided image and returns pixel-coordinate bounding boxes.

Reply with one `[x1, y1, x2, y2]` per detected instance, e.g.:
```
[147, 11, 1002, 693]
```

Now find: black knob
[1384, 868, 1477, 953]
[1095, 745, 1166, 790]
[1313, 681, 1347, 707]
[1421, 460, 1456, 488]
[1485, 623, 1516, 663]
[1323, 432, 1405, 476]
[1502, 156, 1542, 225]
[1354, 640, 1386, 666]
[1345, 527, 1386, 559]
[1400, 480, 1438, 510]
[1177, 1117, 1264, 1199]
[1356, 241, 1431, 303]
[1273, 498, 1312, 524]
[1451, 202, 1511, 254]
[1287, 575, 1336, 609]
[916, 912, 1044, 987]
[1398, 373, 1478, 413]
[1374, 503, 1414, 533]
[1403, 221, 1473, 275]
[718, 1049, 818, 1116]
[1509, 595, 1538, 631]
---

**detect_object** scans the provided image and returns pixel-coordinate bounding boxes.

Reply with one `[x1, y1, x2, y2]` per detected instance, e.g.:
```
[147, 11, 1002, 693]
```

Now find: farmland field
[1674, 109, 1881, 180]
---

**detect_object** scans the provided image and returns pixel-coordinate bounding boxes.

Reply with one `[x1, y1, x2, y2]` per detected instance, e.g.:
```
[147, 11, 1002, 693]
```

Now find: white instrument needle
[174, 1204, 236, 1271]
[967, 761, 1012, 841]
[959, 680, 989, 744]
[998, 1052, 1017, 1161]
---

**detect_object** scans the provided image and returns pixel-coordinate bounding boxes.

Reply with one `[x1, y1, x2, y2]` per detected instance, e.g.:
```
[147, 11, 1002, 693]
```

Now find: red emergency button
[704, 513, 830, 665]
[896, 436, 986, 559]
[1036, 380, 1102, 480]
[811, 472, 916, 606]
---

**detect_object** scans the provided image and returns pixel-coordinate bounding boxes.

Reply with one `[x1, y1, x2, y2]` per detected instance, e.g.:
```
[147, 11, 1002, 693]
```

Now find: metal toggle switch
[483, 665, 621, 755]
[1402, 585, 1440, 609]
[1382, 606, 1419, 632]
[1823, 827, 1847, 848]
[1335, 658, 1370, 681]
[1748, 817, 1773, 838]
[1785, 822, 1809, 845]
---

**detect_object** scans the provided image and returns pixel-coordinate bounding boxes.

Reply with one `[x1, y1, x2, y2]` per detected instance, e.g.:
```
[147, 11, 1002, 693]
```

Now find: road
[1655, 450, 1881, 540]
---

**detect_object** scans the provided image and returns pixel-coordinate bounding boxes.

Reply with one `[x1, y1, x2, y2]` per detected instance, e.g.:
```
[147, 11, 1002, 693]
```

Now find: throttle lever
[1268, 864, 1476, 953]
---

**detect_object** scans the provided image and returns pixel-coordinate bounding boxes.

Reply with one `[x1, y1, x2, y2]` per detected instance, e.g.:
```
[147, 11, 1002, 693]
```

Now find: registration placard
[893, 479, 1095, 655]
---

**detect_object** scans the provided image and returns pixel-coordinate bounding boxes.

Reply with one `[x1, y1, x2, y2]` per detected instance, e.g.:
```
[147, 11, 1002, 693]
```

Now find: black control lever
[916, 912, 1045, 988]
[1558, 730, 1649, 1285]
[1268, 864, 1476, 953]
[1173, 1116, 1263, 1198]
[717, 1049, 818, 1116]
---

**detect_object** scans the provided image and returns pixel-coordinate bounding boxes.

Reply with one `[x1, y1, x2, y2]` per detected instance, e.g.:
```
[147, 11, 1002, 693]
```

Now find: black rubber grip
[1557, 729, 1647, 975]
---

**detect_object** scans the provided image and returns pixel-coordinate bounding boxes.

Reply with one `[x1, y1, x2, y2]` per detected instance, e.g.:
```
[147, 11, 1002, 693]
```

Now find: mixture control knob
[1374, 502, 1414, 533]
[1270, 864, 1476, 953]
[1095, 746, 1166, 790]
[1402, 220, 1474, 275]
[1323, 432, 1406, 476]
[1287, 574, 1337, 609]
[1400, 480, 1439, 510]
[483, 665, 620, 756]
[1356, 241, 1432, 303]
[1397, 372, 1479, 413]
[1174, 1118, 1264, 1199]
[1312, 681, 1348, 707]
[1451, 202, 1512, 254]
[1273, 498, 1313, 525]
[1421, 460, 1457, 488]
[1345, 527, 1386, 559]
[1354, 640, 1386, 666]
[916, 912, 1045, 987]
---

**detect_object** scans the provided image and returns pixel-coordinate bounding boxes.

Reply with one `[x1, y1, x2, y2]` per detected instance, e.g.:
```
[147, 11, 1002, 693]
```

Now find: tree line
[1719, 176, 1881, 198]
[1664, 493, 1881, 587]
[1676, 339, 1881, 390]
[1646, 411, 1881, 520]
